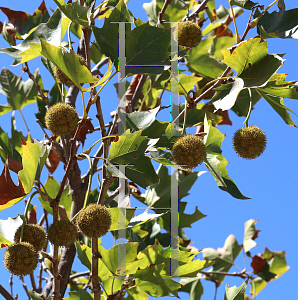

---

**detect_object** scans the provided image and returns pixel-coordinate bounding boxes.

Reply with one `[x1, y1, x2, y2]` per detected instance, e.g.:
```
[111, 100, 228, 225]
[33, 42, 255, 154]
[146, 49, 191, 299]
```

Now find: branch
[182, 0, 210, 21]
[97, 176, 116, 205]
[0, 284, 14, 300]
[91, 237, 101, 300]
[158, 0, 174, 25]
[23, 62, 50, 107]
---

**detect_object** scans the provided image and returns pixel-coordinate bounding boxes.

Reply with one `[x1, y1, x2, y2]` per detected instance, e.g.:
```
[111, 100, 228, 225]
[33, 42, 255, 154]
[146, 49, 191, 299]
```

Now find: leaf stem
[19, 109, 30, 135]
[228, 0, 240, 43]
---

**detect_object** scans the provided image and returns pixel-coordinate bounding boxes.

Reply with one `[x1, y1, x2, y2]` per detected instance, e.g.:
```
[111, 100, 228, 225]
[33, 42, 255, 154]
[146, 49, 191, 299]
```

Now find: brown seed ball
[233, 125, 267, 159]
[47, 220, 77, 246]
[53, 53, 87, 87]
[172, 135, 206, 169]
[175, 21, 202, 48]
[4, 242, 38, 275]
[45, 102, 79, 136]
[14, 224, 46, 251]
[76, 204, 112, 238]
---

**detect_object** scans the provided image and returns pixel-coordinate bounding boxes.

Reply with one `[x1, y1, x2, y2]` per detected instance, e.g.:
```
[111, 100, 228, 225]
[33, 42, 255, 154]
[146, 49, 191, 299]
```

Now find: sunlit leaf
[202, 234, 242, 283]
[204, 117, 249, 199]
[40, 39, 98, 89]
[0, 9, 68, 65]
[0, 68, 40, 115]
[224, 280, 248, 300]
[108, 130, 159, 188]
[0, 215, 23, 248]
[243, 219, 259, 253]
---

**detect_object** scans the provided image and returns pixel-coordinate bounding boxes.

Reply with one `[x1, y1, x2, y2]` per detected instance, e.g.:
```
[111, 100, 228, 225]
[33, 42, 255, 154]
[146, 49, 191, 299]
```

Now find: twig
[19, 276, 30, 299]
[104, 184, 122, 206]
[91, 237, 101, 300]
[182, 0, 210, 21]
[19, 109, 30, 134]
[97, 176, 116, 205]
[0, 284, 14, 300]
[199, 269, 249, 279]
[69, 271, 90, 280]
[9, 274, 13, 297]
[131, 74, 148, 111]
[29, 272, 37, 292]
[23, 62, 50, 107]
[158, 0, 174, 25]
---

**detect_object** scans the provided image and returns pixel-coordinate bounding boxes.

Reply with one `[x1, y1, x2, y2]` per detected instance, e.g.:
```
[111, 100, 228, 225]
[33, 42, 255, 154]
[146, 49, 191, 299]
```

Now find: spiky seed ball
[45, 102, 79, 136]
[175, 21, 202, 48]
[14, 224, 46, 251]
[47, 220, 77, 246]
[53, 53, 87, 87]
[233, 125, 267, 159]
[4, 242, 38, 275]
[172, 135, 206, 169]
[76, 204, 112, 238]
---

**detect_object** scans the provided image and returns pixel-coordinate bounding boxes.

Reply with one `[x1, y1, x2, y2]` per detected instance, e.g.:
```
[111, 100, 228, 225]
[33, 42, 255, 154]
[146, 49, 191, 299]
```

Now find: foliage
[0, 0, 294, 299]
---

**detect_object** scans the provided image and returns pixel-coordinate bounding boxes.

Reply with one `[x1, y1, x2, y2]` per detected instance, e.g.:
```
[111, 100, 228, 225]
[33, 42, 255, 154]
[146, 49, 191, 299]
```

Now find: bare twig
[182, 0, 210, 21]
[23, 62, 50, 107]
[19, 276, 30, 299]
[97, 176, 116, 205]
[0, 284, 14, 300]
[91, 237, 101, 300]
[158, 0, 174, 25]
[9, 274, 13, 296]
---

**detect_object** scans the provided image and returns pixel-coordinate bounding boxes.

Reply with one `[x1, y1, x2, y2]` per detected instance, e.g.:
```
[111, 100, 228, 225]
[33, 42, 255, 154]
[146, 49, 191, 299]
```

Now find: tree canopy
[0, 0, 296, 299]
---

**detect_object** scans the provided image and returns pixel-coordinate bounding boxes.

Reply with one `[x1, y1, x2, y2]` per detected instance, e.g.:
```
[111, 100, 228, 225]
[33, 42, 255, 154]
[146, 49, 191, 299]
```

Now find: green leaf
[118, 106, 160, 132]
[255, 7, 298, 39]
[92, 0, 131, 70]
[38, 176, 72, 218]
[64, 290, 93, 300]
[18, 140, 42, 194]
[202, 234, 242, 283]
[108, 130, 159, 188]
[54, 0, 91, 28]
[187, 38, 227, 78]
[144, 164, 205, 207]
[98, 242, 140, 276]
[230, 0, 257, 10]
[212, 78, 244, 111]
[258, 76, 298, 99]
[222, 37, 284, 88]
[143, 0, 187, 27]
[257, 90, 296, 126]
[224, 280, 248, 300]
[243, 219, 258, 253]
[0, 68, 40, 115]
[40, 39, 98, 89]
[0, 215, 23, 248]
[153, 71, 202, 95]
[204, 118, 249, 199]
[231, 88, 261, 117]
[222, 37, 268, 75]
[0, 9, 67, 65]
[179, 278, 204, 300]
[28, 290, 44, 300]
[135, 263, 182, 297]
[109, 207, 135, 231]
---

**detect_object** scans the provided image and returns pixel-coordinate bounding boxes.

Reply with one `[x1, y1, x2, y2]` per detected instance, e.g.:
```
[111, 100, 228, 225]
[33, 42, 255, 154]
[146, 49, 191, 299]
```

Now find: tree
[0, 0, 295, 299]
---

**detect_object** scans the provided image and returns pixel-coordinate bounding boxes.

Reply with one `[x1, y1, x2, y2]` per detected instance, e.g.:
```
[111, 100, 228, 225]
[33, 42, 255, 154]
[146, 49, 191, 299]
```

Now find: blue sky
[0, 0, 297, 299]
